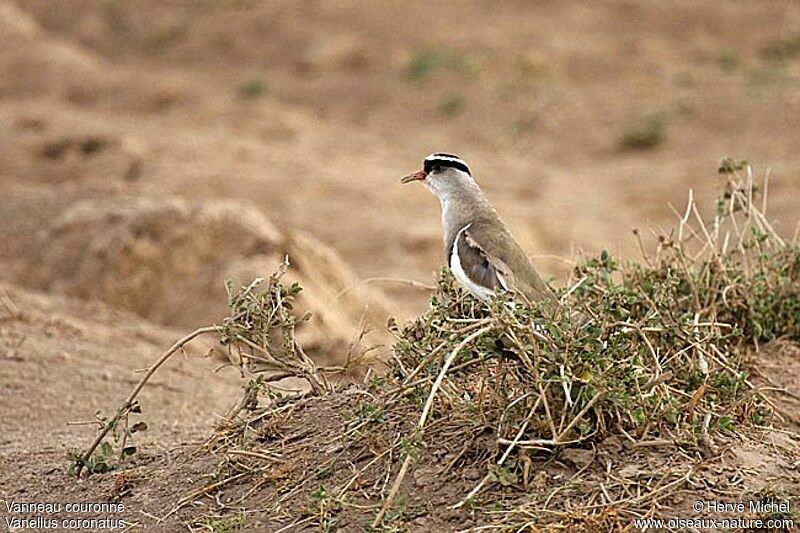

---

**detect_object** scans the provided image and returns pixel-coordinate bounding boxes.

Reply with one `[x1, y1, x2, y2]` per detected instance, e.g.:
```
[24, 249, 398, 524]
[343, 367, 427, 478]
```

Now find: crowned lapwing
[401, 153, 557, 305]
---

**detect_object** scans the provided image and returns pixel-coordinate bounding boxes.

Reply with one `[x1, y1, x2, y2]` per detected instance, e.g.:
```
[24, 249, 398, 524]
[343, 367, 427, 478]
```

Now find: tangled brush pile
[390, 212, 798, 455]
[389, 165, 798, 448]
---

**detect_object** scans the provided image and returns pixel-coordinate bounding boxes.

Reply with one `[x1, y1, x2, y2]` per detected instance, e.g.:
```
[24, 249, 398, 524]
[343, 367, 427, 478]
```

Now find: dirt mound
[5, 341, 798, 531]
[15, 195, 392, 361]
[0, 0, 102, 98]
[169, 379, 800, 531]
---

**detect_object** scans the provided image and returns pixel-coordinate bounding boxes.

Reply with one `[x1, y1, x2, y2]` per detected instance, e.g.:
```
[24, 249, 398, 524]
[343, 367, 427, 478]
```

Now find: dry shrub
[388, 166, 796, 450]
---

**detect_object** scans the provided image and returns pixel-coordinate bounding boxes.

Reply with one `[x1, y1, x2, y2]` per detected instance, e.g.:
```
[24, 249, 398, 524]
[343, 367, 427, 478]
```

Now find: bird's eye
[432, 165, 443, 173]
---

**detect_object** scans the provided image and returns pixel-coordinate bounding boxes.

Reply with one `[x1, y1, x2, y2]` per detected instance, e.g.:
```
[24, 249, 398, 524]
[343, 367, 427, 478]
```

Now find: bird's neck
[437, 182, 495, 252]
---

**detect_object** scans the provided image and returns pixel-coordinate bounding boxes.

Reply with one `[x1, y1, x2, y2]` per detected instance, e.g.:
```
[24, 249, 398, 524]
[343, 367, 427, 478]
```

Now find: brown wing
[452, 225, 508, 292]
[465, 220, 557, 304]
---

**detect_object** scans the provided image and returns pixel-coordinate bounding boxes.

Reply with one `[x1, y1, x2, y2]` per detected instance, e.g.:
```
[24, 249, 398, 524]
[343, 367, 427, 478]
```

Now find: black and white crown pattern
[423, 153, 471, 176]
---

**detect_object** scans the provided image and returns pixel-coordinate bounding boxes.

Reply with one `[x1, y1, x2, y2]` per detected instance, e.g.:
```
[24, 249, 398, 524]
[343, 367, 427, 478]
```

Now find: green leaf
[491, 465, 518, 487]
[100, 442, 113, 457]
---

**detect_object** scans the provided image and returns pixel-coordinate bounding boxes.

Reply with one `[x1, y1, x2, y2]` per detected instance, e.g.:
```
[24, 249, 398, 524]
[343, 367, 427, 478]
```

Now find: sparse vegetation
[620, 114, 667, 151]
[67, 402, 147, 475]
[217, 261, 331, 396]
[406, 49, 472, 82]
[237, 79, 268, 99]
[437, 92, 466, 117]
[510, 117, 537, 139]
[746, 63, 793, 92]
[359, 169, 797, 527]
[72, 326, 218, 476]
[68, 403, 147, 475]
[762, 33, 800, 61]
[717, 50, 740, 72]
[718, 156, 748, 175]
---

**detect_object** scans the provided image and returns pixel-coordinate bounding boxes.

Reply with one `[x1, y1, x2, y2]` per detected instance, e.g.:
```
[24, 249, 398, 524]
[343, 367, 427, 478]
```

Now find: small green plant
[237, 79, 267, 99]
[357, 401, 385, 425]
[718, 156, 748, 174]
[620, 114, 666, 151]
[438, 92, 466, 117]
[716, 415, 735, 431]
[68, 403, 147, 475]
[218, 261, 327, 395]
[203, 512, 245, 532]
[380, 493, 423, 527]
[399, 432, 422, 462]
[511, 117, 537, 139]
[717, 50, 740, 72]
[309, 484, 328, 510]
[407, 49, 472, 82]
[309, 484, 341, 532]
[315, 466, 332, 480]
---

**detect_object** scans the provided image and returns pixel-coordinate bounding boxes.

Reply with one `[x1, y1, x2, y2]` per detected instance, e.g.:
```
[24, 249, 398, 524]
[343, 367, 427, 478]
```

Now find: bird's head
[401, 153, 474, 198]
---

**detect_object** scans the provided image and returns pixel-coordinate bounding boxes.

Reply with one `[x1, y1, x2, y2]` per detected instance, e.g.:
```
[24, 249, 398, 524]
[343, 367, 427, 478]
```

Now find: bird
[401, 152, 557, 306]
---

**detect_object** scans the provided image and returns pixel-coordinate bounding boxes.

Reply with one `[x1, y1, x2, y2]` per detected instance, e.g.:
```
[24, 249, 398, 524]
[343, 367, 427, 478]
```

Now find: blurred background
[1, 0, 799, 343]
